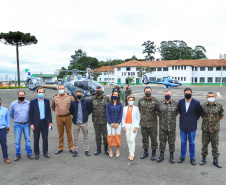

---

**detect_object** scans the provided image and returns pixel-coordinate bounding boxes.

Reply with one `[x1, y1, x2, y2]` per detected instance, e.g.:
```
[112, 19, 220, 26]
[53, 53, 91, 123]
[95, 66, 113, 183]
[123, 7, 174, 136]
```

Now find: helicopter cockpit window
[74, 81, 89, 90]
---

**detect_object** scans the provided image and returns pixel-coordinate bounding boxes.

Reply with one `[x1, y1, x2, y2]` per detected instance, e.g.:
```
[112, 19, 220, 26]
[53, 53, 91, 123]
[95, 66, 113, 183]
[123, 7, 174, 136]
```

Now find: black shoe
[169, 152, 175, 164]
[177, 157, 185, 163]
[85, 151, 91, 156]
[35, 155, 39, 160]
[27, 155, 34, 159]
[104, 145, 109, 155]
[69, 150, 74, 154]
[14, 155, 21, 161]
[157, 151, 164, 163]
[43, 153, 50, 158]
[140, 149, 148, 159]
[72, 151, 77, 157]
[55, 150, 63, 155]
[190, 158, 196, 165]
[151, 150, 156, 161]
[213, 157, 222, 168]
[94, 146, 101, 155]
[200, 155, 207, 166]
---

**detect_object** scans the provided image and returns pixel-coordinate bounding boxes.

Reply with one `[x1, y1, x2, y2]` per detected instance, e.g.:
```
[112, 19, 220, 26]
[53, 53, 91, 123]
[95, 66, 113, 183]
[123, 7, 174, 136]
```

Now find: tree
[57, 67, 71, 79]
[91, 70, 101, 80]
[142, 40, 156, 61]
[69, 56, 99, 71]
[193, 45, 206, 59]
[69, 49, 87, 66]
[127, 76, 135, 85]
[110, 59, 125, 66]
[0, 31, 38, 86]
[136, 66, 152, 85]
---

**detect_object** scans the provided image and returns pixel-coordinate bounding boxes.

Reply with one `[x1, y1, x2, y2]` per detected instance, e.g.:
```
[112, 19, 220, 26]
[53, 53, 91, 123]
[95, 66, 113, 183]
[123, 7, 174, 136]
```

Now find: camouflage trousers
[159, 129, 176, 152]
[93, 122, 108, 146]
[141, 126, 158, 150]
[201, 131, 220, 157]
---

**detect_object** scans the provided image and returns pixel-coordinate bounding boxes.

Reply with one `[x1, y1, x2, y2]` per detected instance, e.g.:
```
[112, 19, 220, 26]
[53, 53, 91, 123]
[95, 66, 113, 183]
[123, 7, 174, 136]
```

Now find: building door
[118, 78, 121, 84]
[136, 78, 139, 84]
[126, 78, 129, 84]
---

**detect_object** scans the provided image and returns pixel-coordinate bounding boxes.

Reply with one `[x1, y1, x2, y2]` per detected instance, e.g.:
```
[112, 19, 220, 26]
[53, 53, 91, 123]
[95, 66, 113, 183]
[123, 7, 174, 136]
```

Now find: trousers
[125, 124, 137, 156]
[180, 130, 196, 159]
[73, 122, 89, 151]
[0, 127, 8, 158]
[141, 126, 158, 150]
[201, 131, 219, 157]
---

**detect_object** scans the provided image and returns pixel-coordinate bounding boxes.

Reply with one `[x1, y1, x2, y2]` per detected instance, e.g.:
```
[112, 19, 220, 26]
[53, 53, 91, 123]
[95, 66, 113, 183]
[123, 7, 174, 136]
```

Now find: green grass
[0, 86, 26, 89]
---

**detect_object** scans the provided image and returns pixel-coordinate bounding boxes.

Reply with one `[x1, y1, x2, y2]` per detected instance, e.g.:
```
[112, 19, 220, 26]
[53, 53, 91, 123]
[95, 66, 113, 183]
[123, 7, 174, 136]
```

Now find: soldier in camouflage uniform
[120, 86, 125, 106]
[156, 89, 179, 164]
[200, 91, 224, 168]
[138, 86, 158, 160]
[90, 86, 110, 155]
[125, 84, 132, 106]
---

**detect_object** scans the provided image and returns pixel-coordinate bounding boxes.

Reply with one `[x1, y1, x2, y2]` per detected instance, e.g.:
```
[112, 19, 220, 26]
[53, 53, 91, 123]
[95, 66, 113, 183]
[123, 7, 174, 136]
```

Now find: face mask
[113, 96, 118, 100]
[18, 97, 25, 101]
[59, 90, 64, 94]
[128, 101, 134, 106]
[165, 95, 171, 100]
[145, 92, 151, 97]
[208, 98, 215, 103]
[185, 94, 192, 99]
[0, 103, 1, 106]
[38, 93, 44, 98]
[96, 91, 102, 96]
[77, 95, 82, 100]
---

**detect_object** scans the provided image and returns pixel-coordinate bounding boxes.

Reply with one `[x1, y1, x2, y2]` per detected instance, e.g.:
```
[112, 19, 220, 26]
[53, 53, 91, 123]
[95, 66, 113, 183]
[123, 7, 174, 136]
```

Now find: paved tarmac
[0, 85, 226, 185]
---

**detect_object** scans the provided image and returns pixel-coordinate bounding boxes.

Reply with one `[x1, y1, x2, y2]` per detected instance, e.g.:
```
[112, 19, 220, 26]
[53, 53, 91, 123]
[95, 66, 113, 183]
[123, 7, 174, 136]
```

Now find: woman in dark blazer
[106, 89, 123, 157]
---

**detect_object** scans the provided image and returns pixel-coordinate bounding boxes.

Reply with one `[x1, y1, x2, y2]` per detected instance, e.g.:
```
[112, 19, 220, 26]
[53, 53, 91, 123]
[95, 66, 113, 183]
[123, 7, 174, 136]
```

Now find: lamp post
[219, 54, 226, 86]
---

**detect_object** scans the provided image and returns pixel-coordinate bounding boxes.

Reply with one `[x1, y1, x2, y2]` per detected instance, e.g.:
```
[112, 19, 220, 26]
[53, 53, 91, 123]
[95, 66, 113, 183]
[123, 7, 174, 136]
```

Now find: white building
[95, 59, 226, 85]
[93, 66, 115, 85]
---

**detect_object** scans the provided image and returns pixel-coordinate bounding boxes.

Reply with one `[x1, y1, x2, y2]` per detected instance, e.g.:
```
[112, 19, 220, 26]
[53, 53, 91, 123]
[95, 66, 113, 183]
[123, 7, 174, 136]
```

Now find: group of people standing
[0, 85, 224, 169]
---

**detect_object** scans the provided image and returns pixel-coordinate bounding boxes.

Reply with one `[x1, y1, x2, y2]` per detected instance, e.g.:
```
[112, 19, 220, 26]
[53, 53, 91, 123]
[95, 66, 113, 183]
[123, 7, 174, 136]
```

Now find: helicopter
[142, 74, 182, 88]
[25, 68, 104, 98]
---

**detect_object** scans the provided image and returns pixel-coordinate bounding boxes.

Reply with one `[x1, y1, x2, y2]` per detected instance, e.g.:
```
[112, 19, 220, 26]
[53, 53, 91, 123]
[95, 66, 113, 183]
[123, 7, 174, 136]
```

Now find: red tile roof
[92, 66, 114, 72]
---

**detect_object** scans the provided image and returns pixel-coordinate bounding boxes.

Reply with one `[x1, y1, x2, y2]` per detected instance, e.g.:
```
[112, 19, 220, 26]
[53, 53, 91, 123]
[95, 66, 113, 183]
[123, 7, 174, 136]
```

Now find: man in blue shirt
[0, 98, 11, 164]
[9, 90, 34, 161]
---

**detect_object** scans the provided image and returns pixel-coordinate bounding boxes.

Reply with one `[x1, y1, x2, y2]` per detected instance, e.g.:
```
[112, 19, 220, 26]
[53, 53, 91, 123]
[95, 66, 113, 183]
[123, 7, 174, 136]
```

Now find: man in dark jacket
[177, 87, 201, 165]
[70, 90, 92, 157]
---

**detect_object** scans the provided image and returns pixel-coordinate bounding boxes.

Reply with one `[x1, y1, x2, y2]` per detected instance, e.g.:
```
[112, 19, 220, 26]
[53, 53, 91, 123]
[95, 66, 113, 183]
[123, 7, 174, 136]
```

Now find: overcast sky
[1, 0, 226, 79]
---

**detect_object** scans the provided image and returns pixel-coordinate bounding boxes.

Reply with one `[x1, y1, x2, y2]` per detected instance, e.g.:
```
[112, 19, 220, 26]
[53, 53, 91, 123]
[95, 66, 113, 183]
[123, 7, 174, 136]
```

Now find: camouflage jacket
[157, 99, 179, 131]
[90, 95, 110, 124]
[201, 102, 224, 133]
[125, 88, 132, 97]
[138, 96, 158, 127]
[120, 90, 125, 102]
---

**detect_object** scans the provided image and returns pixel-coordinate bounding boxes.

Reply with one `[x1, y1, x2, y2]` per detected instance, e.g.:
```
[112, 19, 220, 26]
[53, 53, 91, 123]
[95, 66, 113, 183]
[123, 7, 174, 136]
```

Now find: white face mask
[59, 90, 64, 94]
[208, 98, 215, 103]
[128, 101, 134, 106]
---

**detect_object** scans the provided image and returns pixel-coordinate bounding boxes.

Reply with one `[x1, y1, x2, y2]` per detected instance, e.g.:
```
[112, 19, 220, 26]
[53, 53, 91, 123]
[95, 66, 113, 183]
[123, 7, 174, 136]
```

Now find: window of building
[192, 77, 193, 83]
[104, 78, 107, 81]
[149, 77, 156, 81]
[223, 67, 226, 71]
[215, 77, 221, 83]
[99, 78, 101, 81]
[216, 67, 221, 71]
[192, 67, 194, 71]
[223, 77, 226, 83]
[104, 72, 107, 75]
[117, 67, 121, 71]
[184, 77, 186, 81]
[195, 67, 198, 71]
[200, 77, 205, 83]
[195, 77, 197, 83]
[178, 66, 180, 70]
[157, 78, 162, 82]
[184, 66, 186, 70]
[175, 66, 177, 70]
[181, 77, 183, 81]
[157, 68, 162, 71]
[178, 77, 180, 81]
[208, 77, 213, 83]
[208, 67, 213, 71]
[151, 68, 156, 71]
[200, 67, 205, 71]
[163, 67, 168, 71]
[126, 67, 130, 71]
[181, 66, 183, 70]
[112, 78, 114, 80]
[172, 66, 174, 70]
[175, 77, 177, 80]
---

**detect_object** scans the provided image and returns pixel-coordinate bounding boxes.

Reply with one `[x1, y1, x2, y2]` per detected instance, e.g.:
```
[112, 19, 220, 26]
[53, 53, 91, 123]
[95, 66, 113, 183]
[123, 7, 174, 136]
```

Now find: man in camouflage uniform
[125, 84, 132, 106]
[120, 86, 125, 106]
[200, 91, 224, 168]
[138, 86, 158, 160]
[156, 89, 179, 164]
[90, 86, 110, 155]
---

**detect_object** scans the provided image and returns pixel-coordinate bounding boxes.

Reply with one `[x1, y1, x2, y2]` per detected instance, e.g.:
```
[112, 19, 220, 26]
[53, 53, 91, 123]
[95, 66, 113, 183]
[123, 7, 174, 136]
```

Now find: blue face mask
[113, 96, 118, 100]
[38, 93, 44, 98]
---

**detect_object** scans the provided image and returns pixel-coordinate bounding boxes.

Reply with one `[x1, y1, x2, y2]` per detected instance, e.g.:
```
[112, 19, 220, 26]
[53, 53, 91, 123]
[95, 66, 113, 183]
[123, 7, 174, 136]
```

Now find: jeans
[14, 122, 32, 156]
[0, 127, 8, 158]
[180, 130, 196, 159]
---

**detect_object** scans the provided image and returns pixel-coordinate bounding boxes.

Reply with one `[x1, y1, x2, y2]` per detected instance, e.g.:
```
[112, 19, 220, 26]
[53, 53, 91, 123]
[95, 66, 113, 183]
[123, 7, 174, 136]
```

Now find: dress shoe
[72, 151, 77, 157]
[85, 151, 91, 156]
[151, 150, 156, 161]
[169, 152, 175, 164]
[140, 149, 148, 159]
[43, 153, 50, 158]
[4, 158, 11, 164]
[94, 146, 101, 155]
[200, 155, 207, 166]
[104, 145, 109, 155]
[213, 157, 222, 168]
[69, 150, 74, 154]
[55, 150, 63, 155]
[157, 151, 164, 163]
[35, 155, 39, 160]
[14, 155, 21, 161]
[129, 156, 134, 161]
[177, 157, 185, 163]
[27, 155, 34, 159]
[116, 151, 120, 158]
[190, 158, 196, 165]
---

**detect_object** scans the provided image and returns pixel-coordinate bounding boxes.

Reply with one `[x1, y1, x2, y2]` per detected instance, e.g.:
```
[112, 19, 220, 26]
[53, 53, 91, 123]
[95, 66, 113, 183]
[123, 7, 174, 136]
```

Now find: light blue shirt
[9, 99, 30, 123]
[185, 99, 192, 113]
[76, 102, 83, 123]
[38, 98, 45, 119]
[0, 106, 10, 129]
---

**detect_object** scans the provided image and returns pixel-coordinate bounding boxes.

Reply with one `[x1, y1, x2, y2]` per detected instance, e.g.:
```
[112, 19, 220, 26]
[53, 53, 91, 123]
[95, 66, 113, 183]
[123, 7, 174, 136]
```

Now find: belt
[57, 114, 70, 117]
[18, 121, 29, 124]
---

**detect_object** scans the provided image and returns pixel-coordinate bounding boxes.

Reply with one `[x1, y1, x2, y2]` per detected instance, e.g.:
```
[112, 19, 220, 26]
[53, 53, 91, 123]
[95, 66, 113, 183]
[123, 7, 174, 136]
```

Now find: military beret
[96, 86, 102, 89]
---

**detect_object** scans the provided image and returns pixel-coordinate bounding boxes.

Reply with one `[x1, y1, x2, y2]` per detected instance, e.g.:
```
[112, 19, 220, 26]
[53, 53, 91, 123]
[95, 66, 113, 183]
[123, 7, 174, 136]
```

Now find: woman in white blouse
[122, 95, 140, 161]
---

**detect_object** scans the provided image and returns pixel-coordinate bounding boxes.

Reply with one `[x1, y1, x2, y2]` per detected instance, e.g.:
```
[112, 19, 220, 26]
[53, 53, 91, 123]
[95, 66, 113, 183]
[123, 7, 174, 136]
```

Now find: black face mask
[0, 103, 1, 106]
[77, 95, 82, 100]
[96, 91, 102, 96]
[165, 95, 171, 100]
[18, 97, 25, 101]
[185, 94, 192, 99]
[145, 92, 151, 97]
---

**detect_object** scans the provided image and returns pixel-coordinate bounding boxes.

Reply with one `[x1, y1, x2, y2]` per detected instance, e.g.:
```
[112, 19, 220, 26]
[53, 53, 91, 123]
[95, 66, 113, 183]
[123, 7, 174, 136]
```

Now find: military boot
[213, 157, 222, 168]
[151, 150, 156, 161]
[94, 146, 101, 155]
[140, 149, 148, 159]
[104, 145, 109, 155]
[199, 155, 207, 166]
[169, 152, 175, 164]
[157, 151, 164, 163]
